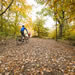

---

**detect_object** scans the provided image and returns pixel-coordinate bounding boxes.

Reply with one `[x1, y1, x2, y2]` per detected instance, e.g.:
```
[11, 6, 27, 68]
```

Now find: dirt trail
[0, 38, 75, 75]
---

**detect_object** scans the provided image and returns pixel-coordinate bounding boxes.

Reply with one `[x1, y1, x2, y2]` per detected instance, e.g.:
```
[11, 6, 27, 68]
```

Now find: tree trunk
[38, 25, 40, 37]
[59, 10, 65, 38]
[59, 24, 63, 38]
[56, 19, 57, 41]
[58, 0, 65, 38]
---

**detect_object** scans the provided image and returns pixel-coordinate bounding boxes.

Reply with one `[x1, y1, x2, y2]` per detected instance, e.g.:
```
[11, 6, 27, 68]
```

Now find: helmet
[22, 25, 24, 27]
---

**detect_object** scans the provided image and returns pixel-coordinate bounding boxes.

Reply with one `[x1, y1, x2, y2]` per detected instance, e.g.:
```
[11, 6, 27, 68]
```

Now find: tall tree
[37, 0, 75, 38]
[32, 17, 47, 37]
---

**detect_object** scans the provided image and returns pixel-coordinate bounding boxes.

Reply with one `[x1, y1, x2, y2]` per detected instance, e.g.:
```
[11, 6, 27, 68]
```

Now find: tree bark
[59, 9, 65, 38]
[59, 24, 63, 38]
[56, 18, 57, 41]
[38, 23, 40, 37]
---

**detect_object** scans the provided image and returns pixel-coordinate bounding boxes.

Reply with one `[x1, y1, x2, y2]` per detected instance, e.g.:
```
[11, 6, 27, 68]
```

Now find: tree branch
[0, 0, 14, 16]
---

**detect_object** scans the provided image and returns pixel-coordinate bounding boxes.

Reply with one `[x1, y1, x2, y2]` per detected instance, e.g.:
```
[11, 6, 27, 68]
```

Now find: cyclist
[20, 25, 28, 41]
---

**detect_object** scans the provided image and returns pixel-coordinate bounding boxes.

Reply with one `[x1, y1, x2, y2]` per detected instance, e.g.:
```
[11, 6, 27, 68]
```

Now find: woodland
[0, 0, 75, 75]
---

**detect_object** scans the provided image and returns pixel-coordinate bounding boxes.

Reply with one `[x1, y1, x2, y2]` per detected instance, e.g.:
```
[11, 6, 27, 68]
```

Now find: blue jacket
[21, 27, 28, 32]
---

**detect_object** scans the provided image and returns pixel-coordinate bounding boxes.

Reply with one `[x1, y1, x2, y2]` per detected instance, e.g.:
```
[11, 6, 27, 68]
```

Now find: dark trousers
[21, 31, 25, 37]
[21, 31, 25, 42]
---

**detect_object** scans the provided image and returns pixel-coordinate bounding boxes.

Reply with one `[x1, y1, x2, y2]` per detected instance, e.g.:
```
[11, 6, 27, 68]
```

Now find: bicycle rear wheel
[24, 36, 29, 43]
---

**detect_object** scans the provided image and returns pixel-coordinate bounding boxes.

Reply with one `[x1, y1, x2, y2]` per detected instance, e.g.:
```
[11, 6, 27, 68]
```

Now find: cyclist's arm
[24, 28, 28, 33]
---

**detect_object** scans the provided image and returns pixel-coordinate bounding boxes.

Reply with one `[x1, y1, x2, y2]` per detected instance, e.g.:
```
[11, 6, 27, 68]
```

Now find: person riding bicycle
[20, 25, 28, 41]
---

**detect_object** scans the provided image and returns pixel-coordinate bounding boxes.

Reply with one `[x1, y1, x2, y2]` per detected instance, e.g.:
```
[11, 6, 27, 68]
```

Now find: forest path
[0, 38, 75, 75]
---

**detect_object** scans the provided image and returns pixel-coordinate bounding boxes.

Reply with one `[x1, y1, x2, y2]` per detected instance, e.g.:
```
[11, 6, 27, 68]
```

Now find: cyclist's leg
[21, 31, 24, 42]
[23, 32, 25, 42]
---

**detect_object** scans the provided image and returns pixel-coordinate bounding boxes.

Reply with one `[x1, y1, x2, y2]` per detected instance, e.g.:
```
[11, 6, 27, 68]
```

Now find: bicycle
[16, 33, 30, 45]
